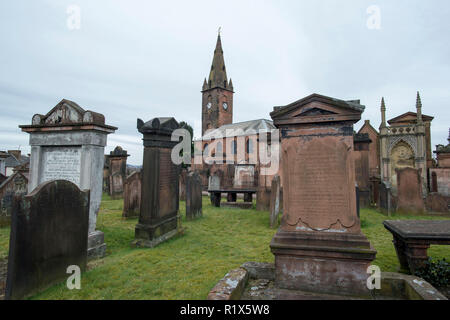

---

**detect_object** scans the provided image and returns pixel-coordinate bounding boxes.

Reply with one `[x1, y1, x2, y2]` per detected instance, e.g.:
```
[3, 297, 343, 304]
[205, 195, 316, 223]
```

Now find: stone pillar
[20, 99, 116, 260]
[132, 117, 183, 248]
[269, 94, 376, 297]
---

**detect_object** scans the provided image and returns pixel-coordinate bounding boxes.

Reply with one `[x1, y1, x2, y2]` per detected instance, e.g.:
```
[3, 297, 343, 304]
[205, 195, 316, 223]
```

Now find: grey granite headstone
[20, 99, 117, 260]
[186, 171, 202, 220]
[6, 180, 89, 300]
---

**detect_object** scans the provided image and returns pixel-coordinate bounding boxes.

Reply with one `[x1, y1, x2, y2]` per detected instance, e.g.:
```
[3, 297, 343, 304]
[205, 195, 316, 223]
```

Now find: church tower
[201, 33, 234, 135]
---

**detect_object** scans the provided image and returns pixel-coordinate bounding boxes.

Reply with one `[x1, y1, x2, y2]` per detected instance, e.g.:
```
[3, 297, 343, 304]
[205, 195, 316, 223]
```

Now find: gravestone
[378, 181, 393, 215]
[270, 94, 376, 297]
[396, 167, 425, 214]
[122, 171, 142, 218]
[132, 117, 183, 248]
[208, 175, 220, 190]
[107, 146, 129, 199]
[425, 193, 449, 213]
[234, 164, 255, 189]
[0, 173, 28, 227]
[269, 175, 281, 229]
[6, 180, 89, 300]
[20, 99, 117, 260]
[256, 187, 271, 211]
[186, 171, 202, 220]
[179, 168, 188, 201]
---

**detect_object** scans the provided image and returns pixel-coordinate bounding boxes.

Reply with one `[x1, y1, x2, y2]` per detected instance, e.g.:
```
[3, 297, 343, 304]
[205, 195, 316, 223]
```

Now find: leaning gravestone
[270, 94, 376, 297]
[132, 117, 183, 248]
[20, 99, 117, 260]
[396, 167, 425, 214]
[269, 175, 281, 229]
[186, 171, 202, 220]
[122, 171, 142, 218]
[6, 180, 89, 300]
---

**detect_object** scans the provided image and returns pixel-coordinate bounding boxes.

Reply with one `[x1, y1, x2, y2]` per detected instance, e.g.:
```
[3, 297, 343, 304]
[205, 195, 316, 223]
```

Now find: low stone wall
[208, 262, 448, 300]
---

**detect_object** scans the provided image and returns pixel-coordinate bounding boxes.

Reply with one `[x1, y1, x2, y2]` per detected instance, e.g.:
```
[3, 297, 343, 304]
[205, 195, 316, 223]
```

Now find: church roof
[387, 112, 434, 125]
[358, 120, 379, 136]
[199, 119, 276, 141]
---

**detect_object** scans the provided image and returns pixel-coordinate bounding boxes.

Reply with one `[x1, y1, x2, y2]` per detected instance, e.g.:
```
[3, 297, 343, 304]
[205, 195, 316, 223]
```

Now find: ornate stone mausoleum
[379, 93, 433, 196]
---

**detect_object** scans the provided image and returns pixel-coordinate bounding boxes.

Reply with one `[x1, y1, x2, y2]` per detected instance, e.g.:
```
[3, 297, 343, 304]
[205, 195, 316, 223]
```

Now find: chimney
[8, 150, 21, 160]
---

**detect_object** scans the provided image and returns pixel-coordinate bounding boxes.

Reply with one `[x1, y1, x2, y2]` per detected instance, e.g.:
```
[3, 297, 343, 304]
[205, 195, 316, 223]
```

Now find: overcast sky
[1, 0, 449, 165]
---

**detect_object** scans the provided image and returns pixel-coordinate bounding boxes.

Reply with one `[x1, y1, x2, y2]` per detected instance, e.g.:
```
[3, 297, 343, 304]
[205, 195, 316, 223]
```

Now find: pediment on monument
[388, 112, 434, 125]
[270, 94, 364, 125]
[30, 99, 106, 126]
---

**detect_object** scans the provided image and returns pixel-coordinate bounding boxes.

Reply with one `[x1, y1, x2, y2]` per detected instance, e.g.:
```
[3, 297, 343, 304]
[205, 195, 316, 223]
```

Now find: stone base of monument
[87, 230, 107, 260]
[222, 202, 253, 209]
[270, 230, 377, 298]
[131, 215, 184, 248]
[207, 262, 447, 300]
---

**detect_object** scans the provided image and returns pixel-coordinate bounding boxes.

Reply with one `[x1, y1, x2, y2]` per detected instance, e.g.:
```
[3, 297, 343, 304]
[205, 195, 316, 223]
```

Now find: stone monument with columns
[20, 99, 117, 259]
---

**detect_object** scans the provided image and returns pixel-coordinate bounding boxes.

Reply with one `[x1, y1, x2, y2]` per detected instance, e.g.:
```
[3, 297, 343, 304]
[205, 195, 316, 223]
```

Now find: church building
[192, 34, 278, 209]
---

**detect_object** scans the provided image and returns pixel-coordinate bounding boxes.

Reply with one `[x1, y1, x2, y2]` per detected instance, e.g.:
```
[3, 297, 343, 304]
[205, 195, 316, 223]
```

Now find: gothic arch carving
[387, 135, 417, 157]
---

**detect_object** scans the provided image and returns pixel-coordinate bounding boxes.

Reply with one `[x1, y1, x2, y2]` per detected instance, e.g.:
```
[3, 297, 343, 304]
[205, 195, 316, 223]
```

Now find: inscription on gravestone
[286, 138, 353, 230]
[159, 149, 178, 218]
[41, 147, 81, 185]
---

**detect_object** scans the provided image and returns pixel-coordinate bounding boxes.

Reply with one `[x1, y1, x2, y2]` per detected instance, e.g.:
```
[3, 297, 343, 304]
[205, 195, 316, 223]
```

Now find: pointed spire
[207, 33, 229, 90]
[380, 97, 387, 128]
[416, 91, 423, 124]
[228, 78, 233, 91]
[202, 78, 208, 91]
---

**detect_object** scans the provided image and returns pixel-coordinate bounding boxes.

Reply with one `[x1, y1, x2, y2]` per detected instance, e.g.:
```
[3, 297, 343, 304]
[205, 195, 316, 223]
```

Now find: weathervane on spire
[218, 27, 222, 35]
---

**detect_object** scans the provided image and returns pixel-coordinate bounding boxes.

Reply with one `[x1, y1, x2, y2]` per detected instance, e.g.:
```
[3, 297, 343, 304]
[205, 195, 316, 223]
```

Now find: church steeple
[201, 32, 234, 135]
[206, 34, 231, 91]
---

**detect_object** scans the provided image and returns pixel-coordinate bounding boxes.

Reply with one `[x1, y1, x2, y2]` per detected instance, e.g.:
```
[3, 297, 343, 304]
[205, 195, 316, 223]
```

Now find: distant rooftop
[199, 119, 276, 141]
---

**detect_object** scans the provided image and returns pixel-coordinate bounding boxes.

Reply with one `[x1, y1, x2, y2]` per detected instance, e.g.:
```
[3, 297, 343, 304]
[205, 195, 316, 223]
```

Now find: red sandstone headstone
[396, 167, 425, 214]
[270, 94, 376, 298]
[122, 171, 142, 218]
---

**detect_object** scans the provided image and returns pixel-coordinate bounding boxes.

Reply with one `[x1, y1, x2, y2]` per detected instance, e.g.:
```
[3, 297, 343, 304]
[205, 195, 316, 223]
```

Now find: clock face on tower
[207, 102, 212, 109]
[222, 102, 228, 110]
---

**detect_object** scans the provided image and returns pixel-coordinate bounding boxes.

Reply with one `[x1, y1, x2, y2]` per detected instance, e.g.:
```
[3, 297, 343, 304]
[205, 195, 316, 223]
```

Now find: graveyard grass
[0, 197, 449, 300]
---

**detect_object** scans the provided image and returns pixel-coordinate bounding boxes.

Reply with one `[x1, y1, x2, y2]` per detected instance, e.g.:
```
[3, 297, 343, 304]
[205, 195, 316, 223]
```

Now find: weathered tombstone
[256, 187, 271, 211]
[6, 180, 89, 300]
[269, 175, 281, 229]
[425, 193, 449, 213]
[234, 164, 255, 189]
[396, 167, 425, 214]
[107, 146, 129, 199]
[20, 100, 116, 260]
[378, 180, 393, 215]
[132, 117, 183, 248]
[270, 94, 376, 297]
[179, 168, 188, 201]
[208, 175, 220, 190]
[186, 171, 202, 220]
[122, 171, 142, 218]
[0, 173, 28, 227]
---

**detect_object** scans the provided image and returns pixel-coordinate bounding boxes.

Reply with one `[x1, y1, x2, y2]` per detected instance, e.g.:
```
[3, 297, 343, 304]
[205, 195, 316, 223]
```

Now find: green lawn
[0, 195, 449, 300]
